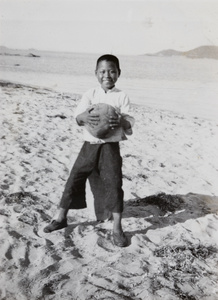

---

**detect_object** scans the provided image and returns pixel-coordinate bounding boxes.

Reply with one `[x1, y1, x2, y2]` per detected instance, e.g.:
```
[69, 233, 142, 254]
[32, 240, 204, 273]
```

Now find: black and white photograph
[0, 0, 218, 299]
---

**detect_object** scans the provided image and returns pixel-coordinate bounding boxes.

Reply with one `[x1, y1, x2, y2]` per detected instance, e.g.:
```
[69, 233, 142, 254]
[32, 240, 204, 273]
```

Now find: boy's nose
[104, 71, 110, 77]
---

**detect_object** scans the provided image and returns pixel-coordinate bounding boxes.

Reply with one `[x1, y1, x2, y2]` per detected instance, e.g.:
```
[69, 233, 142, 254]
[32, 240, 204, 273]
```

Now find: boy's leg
[56, 207, 68, 222]
[88, 168, 111, 221]
[98, 143, 124, 215]
[98, 143, 128, 246]
[112, 212, 128, 247]
[44, 142, 101, 233]
[112, 212, 122, 233]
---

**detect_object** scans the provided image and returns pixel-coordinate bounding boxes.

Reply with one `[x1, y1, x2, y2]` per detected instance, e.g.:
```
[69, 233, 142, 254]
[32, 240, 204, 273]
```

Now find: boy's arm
[122, 114, 135, 135]
[76, 109, 100, 127]
[76, 110, 89, 126]
[108, 93, 135, 133]
[119, 94, 135, 133]
[75, 91, 99, 127]
[109, 113, 134, 134]
[120, 116, 131, 130]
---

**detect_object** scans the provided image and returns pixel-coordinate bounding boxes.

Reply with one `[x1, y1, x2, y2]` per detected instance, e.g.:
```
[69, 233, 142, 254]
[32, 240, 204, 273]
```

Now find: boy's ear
[118, 69, 121, 76]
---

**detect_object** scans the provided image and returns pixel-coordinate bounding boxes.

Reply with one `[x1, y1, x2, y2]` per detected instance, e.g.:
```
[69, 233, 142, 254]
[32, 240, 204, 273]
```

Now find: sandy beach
[1, 78, 218, 299]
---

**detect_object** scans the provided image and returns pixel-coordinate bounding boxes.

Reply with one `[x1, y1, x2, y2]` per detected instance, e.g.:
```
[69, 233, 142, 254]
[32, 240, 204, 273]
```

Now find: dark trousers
[59, 142, 124, 216]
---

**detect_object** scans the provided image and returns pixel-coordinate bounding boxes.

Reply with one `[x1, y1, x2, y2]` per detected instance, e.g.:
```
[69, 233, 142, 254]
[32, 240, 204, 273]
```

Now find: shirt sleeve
[74, 91, 92, 118]
[119, 94, 135, 135]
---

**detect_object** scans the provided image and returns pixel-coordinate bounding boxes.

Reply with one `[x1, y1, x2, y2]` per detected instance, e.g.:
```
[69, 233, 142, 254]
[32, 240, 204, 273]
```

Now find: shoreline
[1, 48, 218, 122]
[1, 77, 218, 123]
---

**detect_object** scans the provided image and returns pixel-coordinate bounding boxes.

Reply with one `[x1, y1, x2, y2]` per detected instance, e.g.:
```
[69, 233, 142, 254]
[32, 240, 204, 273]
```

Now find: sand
[0, 80, 218, 299]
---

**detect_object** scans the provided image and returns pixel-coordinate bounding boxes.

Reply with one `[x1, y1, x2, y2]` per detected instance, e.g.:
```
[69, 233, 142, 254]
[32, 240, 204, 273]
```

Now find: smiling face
[95, 60, 121, 92]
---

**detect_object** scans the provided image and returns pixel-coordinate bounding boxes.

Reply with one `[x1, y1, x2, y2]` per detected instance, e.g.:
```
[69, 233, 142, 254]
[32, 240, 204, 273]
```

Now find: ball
[85, 103, 119, 139]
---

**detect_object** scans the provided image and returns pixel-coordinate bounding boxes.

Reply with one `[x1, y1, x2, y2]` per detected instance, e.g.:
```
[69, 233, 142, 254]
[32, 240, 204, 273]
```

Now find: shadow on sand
[122, 192, 218, 238]
[61, 192, 218, 249]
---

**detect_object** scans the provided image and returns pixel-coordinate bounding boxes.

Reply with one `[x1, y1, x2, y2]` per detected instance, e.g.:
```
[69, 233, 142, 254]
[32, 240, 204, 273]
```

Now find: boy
[44, 54, 135, 247]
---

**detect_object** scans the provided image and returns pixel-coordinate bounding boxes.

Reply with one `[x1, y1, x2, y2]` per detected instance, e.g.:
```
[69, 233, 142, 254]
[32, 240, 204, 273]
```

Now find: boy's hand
[109, 113, 131, 130]
[108, 113, 121, 130]
[76, 109, 100, 127]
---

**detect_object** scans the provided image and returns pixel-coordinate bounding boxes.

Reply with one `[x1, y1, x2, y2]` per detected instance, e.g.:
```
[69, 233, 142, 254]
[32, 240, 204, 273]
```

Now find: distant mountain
[0, 46, 40, 57]
[184, 46, 218, 59]
[146, 45, 218, 60]
[147, 49, 182, 57]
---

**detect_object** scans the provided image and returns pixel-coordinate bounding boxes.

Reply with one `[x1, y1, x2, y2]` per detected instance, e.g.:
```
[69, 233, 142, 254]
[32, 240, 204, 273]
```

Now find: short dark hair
[96, 54, 120, 71]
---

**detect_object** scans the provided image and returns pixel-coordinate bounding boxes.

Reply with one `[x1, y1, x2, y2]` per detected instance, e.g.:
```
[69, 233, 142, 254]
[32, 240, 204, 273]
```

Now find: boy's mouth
[103, 79, 113, 83]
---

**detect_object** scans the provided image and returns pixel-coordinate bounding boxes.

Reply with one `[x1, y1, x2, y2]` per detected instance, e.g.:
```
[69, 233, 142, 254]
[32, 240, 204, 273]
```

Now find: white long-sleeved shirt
[74, 86, 135, 143]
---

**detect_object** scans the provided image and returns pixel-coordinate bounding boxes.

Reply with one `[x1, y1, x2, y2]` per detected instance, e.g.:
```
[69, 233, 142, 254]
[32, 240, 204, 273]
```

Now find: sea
[1, 49, 218, 120]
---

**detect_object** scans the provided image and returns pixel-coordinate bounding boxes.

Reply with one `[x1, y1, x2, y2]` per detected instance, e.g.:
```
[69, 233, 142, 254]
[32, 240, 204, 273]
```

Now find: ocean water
[1, 50, 218, 120]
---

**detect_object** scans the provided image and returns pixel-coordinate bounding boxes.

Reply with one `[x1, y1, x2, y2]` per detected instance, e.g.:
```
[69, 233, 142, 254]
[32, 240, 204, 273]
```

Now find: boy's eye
[100, 70, 115, 73]
[98, 69, 117, 75]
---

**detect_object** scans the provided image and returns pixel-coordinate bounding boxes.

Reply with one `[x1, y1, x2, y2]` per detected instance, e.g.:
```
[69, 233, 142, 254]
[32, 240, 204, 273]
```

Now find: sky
[0, 0, 218, 55]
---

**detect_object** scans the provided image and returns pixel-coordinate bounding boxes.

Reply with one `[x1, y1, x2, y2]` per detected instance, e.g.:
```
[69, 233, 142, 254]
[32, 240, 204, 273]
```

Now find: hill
[147, 49, 182, 57]
[0, 46, 40, 57]
[184, 45, 218, 59]
[147, 45, 218, 60]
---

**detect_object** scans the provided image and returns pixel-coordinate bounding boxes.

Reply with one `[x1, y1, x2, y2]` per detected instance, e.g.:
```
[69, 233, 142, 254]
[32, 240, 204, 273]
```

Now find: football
[85, 103, 119, 139]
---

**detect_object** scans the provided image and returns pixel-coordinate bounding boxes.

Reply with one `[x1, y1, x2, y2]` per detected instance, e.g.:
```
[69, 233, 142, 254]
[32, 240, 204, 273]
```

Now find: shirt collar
[99, 85, 116, 94]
